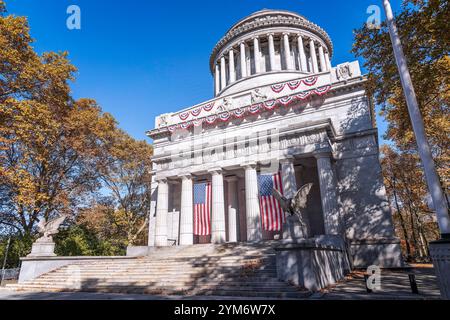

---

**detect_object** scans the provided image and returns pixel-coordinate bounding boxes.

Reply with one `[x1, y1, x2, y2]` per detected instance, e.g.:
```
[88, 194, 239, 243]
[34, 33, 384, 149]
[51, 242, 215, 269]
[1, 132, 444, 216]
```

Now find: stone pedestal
[275, 238, 349, 291]
[28, 239, 56, 257]
[429, 238, 450, 300]
[282, 215, 308, 241]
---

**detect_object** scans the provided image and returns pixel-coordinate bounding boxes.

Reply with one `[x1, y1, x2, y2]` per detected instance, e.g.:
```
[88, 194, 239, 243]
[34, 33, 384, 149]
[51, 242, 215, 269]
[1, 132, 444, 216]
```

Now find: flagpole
[382, 0, 449, 236]
[381, 0, 450, 299]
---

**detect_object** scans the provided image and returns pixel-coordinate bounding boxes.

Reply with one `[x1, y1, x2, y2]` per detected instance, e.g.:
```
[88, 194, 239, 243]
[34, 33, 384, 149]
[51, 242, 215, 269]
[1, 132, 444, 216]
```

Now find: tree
[352, 0, 449, 192]
[80, 132, 153, 246]
[381, 145, 440, 261]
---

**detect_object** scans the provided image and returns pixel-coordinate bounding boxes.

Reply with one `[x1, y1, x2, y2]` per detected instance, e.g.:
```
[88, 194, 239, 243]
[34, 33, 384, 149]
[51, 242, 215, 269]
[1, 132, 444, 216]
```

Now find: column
[268, 33, 276, 71]
[179, 174, 193, 245]
[239, 42, 247, 78]
[228, 49, 236, 83]
[280, 157, 297, 199]
[154, 179, 169, 246]
[283, 33, 293, 70]
[243, 163, 262, 241]
[226, 176, 239, 242]
[309, 39, 319, 73]
[315, 153, 340, 235]
[318, 46, 326, 72]
[324, 51, 331, 71]
[297, 35, 308, 72]
[214, 63, 220, 96]
[148, 175, 158, 247]
[210, 169, 226, 243]
[220, 56, 227, 91]
[253, 36, 261, 74]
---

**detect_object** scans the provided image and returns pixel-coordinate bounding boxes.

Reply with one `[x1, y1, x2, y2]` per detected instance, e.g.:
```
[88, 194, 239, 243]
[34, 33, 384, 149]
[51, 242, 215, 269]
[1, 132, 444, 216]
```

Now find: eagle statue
[37, 213, 69, 241]
[272, 183, 313, 238]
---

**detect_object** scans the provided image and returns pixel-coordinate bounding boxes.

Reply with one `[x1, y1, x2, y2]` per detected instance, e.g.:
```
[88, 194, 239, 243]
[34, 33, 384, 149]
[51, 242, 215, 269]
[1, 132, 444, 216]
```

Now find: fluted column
[155, 179, 169, 246]
[268, 33, 276, 71]
[239, 42, 247, 78]
[283, 33, 293, 70]
[297, 35, 308, 72]
[315, 153, 340, 235]
[281, 157, 297, 199]
[210, 169, 226, 243]
[220, 56, 227, 91]
[179, 174, 193, 245]
[309, 39, 319, 73]
[226, 176, 239, 242]
[243, 163, 262, 241]
[228, 49, 236, 83]
[253, 36, 261, 74]
[214, 63, 220, 96]
[324, 51, 331, 71]
[318, 46, 326, 72]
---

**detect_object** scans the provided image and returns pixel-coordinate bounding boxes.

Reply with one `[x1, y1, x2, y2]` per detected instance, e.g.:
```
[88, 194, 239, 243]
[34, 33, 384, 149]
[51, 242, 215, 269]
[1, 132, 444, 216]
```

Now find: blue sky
[6, 0, 402, 144]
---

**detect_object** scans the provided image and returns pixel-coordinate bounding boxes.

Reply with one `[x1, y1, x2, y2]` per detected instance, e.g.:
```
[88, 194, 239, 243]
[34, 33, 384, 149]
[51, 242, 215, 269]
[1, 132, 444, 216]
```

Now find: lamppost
[382, 0, 450, 299]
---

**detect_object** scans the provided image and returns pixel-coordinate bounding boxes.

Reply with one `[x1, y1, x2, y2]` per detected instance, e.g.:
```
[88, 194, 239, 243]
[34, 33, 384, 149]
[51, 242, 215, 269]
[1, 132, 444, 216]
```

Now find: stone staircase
[7, 242, 311, 298]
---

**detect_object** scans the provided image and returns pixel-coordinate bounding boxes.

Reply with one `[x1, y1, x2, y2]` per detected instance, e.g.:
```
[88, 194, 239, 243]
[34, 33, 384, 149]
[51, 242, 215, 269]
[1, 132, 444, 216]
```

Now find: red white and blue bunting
[314, 85, 331, 96]
[248, 103, 262, 114]
[271, 76, 318, 93]
[264, 100, 277, 110]
[167, 84, 332, 132]
[202, 102, 215, 112]
[191, 108, 202, 117]
[218, 112, 231, 122]
[287, 80, 302, 90]
[303, 76, 318, 86]
[270, 83, 286, 93]
[179, 112, 190, 121]
[233, 107, 246, 118]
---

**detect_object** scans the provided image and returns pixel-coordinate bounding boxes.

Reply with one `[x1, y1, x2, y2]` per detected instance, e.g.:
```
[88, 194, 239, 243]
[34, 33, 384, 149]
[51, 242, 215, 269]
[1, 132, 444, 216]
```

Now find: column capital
[296, 33, 304, 39]
[267, 32, 275, 37]
[155, 177, 168, 184]
[241, 162, 257, 170]
[208, 167, 223, 175]
[227, 48, 235, 54]
[251, 35, 259, 41]
[178, 173, 192, 180]
[238, 40, 247, 46]
[280, 156, 295, 164]
[313, 151, 333, 160]
[282, 32, 290, 36]
[224, 175, 239, 182]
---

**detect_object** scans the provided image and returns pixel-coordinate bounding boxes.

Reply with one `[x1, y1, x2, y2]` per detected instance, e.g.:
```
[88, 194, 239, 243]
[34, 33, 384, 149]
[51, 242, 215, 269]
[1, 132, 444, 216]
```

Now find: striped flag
[258, 173, 285, 231]
[193, 182, 211, 236]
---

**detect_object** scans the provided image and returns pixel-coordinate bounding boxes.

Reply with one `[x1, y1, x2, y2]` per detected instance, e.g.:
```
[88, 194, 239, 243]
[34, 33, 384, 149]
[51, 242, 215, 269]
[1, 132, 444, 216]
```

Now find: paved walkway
[0, 266, 442, 300]
[313, 266, 442, 300]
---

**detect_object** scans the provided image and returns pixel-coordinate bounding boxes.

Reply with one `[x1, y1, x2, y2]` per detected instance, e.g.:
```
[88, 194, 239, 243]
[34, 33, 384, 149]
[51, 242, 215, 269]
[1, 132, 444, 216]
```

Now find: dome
[210, 9, 334, 97]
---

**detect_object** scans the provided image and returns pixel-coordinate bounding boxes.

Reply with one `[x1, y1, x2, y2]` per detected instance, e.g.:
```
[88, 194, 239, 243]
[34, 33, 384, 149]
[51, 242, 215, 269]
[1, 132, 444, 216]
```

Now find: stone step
[8, 285, 309, 298]
[45, 266, 276, 274]
[14, 282, 298, 291]
[35, 273, 278, 282]
[55, 260, 275, 270]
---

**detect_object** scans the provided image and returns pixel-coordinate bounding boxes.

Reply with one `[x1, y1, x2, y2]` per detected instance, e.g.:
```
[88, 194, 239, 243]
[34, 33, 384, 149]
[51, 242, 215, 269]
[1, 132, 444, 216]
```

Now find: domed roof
[209, 9, 333, 73]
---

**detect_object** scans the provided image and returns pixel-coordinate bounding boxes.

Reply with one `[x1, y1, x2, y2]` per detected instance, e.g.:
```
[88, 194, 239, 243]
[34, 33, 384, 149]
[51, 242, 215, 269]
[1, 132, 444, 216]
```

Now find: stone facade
[146, 10, 403, 268]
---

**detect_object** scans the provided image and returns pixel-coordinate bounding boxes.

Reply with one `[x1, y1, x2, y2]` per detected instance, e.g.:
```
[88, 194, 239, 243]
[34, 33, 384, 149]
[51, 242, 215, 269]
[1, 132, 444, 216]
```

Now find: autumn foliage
[353, 0, 449, 261]
[0, 0, 153, 263]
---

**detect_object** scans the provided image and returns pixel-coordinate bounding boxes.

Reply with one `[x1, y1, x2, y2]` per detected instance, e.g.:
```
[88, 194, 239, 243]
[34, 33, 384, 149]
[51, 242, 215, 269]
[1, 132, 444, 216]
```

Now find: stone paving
[0, 266, 442, 300]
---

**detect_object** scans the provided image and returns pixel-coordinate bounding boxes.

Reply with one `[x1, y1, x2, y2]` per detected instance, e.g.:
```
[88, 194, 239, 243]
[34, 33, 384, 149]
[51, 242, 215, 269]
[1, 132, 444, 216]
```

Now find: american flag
[193, 182, 211, 236]
[258, 173, 285, 231]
